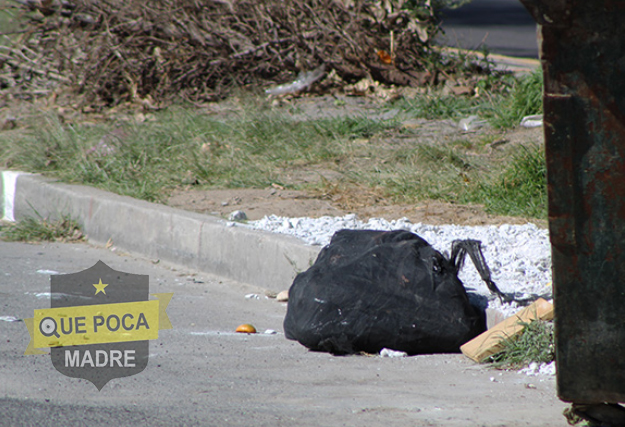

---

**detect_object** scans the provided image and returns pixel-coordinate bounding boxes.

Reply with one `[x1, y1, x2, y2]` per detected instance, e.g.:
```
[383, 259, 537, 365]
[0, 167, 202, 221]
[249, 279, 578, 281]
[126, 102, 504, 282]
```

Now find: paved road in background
[0, 241, 568, 426]
[438, 0, 539, 58]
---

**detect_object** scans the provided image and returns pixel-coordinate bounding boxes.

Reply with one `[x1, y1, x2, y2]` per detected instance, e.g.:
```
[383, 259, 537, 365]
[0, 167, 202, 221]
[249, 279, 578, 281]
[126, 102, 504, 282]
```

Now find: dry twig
[1, 0, 447, 107]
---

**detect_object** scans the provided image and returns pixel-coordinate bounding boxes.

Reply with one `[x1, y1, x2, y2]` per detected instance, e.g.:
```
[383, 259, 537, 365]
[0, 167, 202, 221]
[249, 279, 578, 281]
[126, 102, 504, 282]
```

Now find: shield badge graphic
[25, 260, 172, 390]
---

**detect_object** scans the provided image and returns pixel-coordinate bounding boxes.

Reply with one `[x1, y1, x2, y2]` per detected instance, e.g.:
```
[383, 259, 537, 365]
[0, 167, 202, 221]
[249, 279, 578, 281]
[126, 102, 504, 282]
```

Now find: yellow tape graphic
[24, 293, 173, 353]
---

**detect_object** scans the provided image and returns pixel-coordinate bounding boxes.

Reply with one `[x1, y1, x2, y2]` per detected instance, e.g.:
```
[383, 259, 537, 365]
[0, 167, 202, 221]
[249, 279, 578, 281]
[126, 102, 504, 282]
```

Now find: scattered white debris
[36, 269, 60, 275]
[189, 331, 237, 336]
[520, 114, 543, 128]
[0, 316, 21, 322]
[189, 330, 279, 337]
[276, 290, 289, 302]
[519, 361, 556, 376]
[26, 291, 92, 300]
[245, 293, 260, 300]
[229, 210, 248, 221]
[380, 348, 408, 358]
[458, 115, 487, 132]
[265, 65, 326, 95]
[32, 292, 52, 299]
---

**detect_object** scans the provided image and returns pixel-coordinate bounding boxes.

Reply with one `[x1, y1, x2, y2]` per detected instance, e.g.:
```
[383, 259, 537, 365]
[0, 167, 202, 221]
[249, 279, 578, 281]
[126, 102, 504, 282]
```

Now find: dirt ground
[167, 93, 547, 227]
[168, 187, 542, 226]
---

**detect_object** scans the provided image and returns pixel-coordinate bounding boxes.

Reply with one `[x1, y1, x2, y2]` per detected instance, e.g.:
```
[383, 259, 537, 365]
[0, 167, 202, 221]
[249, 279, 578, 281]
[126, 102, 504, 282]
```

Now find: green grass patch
[0, 109, 398, 202]
[0, 214, 84, 242]
[392, 94, 481, 120]
[0, 1, 20, 36]
[387, 68, 541, 129]
[360, 140, 547, 219]
[487, 69, 543, 129]
[471, 145, 547, 218]
[0, 76, 548, 220]
[1, 0, 31, 46]
[377, 141, 481, 203]
[484, 320, 555, 369]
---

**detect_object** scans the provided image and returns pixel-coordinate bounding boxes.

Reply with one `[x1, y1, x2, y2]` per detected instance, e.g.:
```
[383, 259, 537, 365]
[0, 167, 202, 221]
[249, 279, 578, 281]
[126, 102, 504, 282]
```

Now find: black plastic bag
[284, 229, 506, 355]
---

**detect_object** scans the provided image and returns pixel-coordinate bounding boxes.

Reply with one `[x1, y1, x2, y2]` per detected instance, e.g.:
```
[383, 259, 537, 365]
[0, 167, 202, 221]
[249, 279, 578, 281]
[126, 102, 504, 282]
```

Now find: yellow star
[93, 279, 108, 295]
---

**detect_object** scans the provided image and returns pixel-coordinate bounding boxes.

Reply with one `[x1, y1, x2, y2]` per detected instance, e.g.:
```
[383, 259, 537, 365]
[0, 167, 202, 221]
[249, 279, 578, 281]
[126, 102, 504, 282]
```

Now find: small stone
[229, 210, 247, 221]
[380, 348, 407, 358]
[276, 290, 289, 302]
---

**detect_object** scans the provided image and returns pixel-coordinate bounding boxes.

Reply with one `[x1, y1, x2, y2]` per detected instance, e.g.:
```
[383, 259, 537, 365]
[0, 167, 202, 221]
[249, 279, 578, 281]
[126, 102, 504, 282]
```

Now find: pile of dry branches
[1, 0, 444, 107]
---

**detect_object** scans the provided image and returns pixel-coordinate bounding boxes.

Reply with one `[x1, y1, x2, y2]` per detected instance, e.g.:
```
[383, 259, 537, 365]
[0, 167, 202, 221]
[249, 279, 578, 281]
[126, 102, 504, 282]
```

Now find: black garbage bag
[283, 229, 507, 355]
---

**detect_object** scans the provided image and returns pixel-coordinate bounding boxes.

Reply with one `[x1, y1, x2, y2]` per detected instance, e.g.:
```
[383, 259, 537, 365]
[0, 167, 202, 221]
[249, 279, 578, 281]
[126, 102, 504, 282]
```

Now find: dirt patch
[2, 91, 546, 228]
[167, 94, 546, 227]
[168, 187, 544, 226]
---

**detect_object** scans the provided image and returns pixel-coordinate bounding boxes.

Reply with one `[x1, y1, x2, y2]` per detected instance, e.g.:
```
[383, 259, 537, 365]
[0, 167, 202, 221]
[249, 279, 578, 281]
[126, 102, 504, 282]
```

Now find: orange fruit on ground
[235, 324, 257, 333]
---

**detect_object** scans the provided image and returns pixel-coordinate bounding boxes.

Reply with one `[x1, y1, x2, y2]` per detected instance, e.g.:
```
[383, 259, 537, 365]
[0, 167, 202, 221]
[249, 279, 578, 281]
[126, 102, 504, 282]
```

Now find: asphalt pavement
[1, 240, 569, 426]
[438, 0, 539, 58]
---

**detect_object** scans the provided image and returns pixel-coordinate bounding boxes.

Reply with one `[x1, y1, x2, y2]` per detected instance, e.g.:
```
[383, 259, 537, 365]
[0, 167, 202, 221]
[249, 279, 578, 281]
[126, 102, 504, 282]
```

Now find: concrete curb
[1, 171, 321, 292]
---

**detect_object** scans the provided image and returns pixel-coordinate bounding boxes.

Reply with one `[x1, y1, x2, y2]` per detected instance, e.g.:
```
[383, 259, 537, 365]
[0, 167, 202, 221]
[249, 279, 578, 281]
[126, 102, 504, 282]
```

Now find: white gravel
[247, 214, 552, 316]
[519, 361, 556, 377]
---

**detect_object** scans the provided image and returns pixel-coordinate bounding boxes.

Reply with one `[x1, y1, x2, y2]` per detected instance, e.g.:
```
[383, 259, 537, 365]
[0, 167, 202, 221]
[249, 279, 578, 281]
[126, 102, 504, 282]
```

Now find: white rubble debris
[520, 114, 544, 128]
[519, 361, 556, 377]
[380, 348, 408, 358]
[246, 214, 553, 317]
[229, 210, 248, 221]
[36, 269, 60, 275]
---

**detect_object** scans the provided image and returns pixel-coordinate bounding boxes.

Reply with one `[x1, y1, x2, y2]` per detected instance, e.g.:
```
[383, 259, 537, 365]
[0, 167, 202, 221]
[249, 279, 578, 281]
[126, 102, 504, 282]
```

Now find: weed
[0, 0, 23, 41]
[472, 144, 547, 218]
[0, 214, 84, 242]
[392, 94, 479, 120]
[0, 109, 398, 198]
[0, 80, 548, 220]
[485, 320, 555, 369]
[488, 69, 543, 128]
[315, 116, 397, 139]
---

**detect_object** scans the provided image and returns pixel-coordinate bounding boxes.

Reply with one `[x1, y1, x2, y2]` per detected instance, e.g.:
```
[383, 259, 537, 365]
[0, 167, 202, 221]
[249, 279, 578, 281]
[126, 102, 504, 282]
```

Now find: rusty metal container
[520, 0, 625, 403]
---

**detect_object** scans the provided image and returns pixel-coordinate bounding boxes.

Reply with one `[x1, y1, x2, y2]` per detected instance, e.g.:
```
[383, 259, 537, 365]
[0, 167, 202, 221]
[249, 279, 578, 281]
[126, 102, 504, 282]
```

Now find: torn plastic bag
[283, 229, 506, 355]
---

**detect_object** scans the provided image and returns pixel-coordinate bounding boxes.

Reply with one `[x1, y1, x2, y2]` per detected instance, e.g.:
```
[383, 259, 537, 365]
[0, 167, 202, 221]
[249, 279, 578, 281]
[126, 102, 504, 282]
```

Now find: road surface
[0, 240, 569, 426]
[438, 0, 539, 58]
